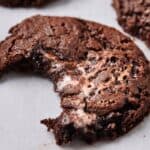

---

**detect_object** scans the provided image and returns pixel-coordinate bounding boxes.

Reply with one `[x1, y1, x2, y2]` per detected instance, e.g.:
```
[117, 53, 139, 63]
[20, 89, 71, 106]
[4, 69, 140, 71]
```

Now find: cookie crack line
[0, 15, 150, 145]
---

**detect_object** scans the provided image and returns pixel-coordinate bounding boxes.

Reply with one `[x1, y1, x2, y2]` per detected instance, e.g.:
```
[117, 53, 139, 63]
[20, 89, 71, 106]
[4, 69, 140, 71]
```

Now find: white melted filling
[61, 109, 96, 128]
[56, 75, 79, 91]
[71, 109, 96, 128]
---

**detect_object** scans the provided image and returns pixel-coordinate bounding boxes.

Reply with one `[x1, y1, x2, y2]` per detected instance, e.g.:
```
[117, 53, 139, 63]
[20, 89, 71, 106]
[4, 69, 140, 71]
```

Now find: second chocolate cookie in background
[0, 0, 52, 7]
[113, 0, 150, 48]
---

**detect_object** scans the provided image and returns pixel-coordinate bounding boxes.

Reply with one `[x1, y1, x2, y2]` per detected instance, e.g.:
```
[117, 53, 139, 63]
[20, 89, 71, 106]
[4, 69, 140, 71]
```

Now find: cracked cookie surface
[0, 15, 150, 145]
[113, 0, 150, 47]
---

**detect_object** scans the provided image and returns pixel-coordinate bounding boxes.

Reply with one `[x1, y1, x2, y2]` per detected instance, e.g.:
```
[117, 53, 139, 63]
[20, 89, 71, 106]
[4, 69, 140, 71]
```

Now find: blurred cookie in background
[0, 0, 52, 7]
[113, 0, 150, 48]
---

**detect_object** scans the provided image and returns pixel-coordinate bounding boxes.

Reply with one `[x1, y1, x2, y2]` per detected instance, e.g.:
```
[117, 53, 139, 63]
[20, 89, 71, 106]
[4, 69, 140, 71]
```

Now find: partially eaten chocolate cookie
[0, 15, 149, 145]
[113, 0, 150, 47]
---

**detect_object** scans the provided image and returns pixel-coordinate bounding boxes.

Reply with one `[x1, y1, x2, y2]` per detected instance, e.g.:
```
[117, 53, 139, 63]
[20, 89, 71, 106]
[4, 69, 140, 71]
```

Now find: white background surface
[0, 0, 149, 150]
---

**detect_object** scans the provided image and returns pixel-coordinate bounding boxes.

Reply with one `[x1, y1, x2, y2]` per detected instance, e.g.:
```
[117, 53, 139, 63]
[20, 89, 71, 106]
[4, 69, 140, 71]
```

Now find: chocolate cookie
[0, 15, 149, 145]
[0, 0, 50, 7]
[113, 0, 150, 47]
